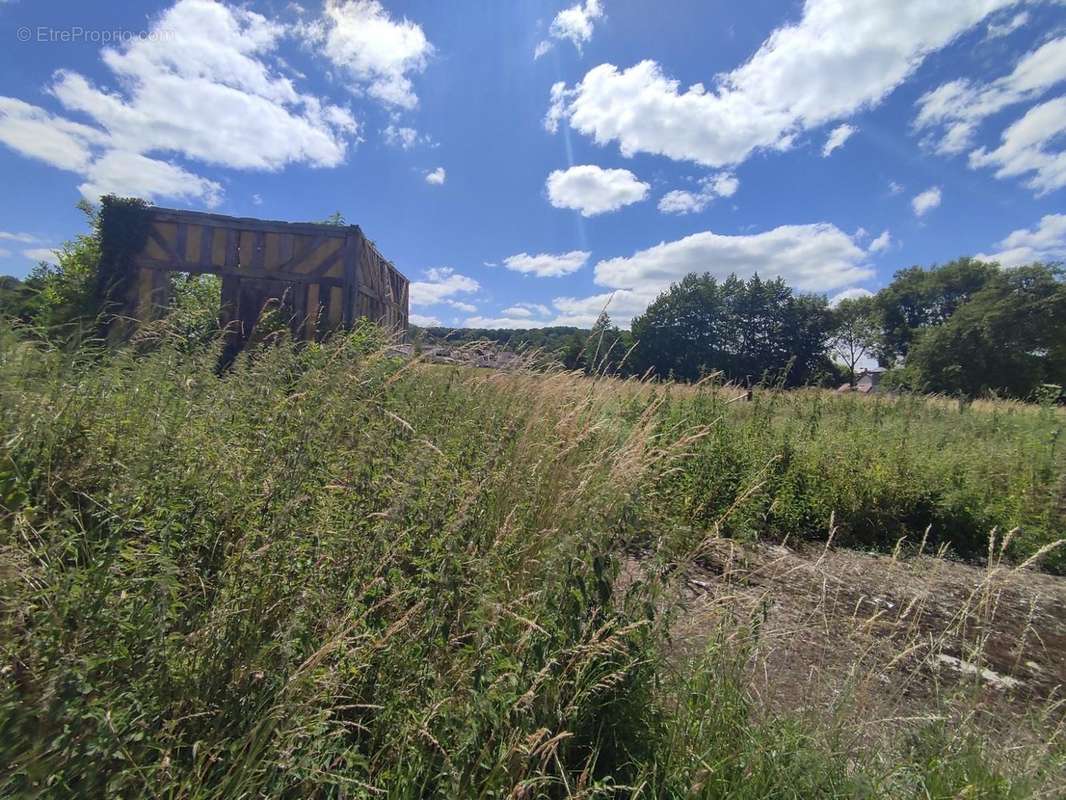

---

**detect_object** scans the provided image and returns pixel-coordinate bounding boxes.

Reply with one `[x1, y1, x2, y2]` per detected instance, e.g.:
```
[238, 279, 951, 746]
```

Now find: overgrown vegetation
[417, 260, 1066, 401]
[1, 320, 1063, 796]
[887, 264, 1066, 398]
[0, 204, 1063, 795]
[4, 202, 1062, 400]
[415, 323, 591, 360]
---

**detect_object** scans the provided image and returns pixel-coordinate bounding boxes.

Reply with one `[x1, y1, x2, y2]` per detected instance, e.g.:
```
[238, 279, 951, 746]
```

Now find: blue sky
[1, 0, 1064, 328]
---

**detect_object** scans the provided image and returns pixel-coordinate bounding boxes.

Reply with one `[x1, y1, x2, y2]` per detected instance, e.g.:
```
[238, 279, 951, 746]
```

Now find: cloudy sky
[1, 0, 1064, 327]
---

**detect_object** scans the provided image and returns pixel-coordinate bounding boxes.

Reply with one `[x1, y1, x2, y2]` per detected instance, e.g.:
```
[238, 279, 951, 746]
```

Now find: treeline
[873, 259, 1065, 398]
[416, 325, 589, 355]
[418, 259, 1066, 400]
[630, 258, 1065, 400]
[2, 201, 1064, 400]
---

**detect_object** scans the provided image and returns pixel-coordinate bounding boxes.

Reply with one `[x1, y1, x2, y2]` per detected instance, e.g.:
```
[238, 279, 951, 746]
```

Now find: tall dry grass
[0, 320, 1062, 797]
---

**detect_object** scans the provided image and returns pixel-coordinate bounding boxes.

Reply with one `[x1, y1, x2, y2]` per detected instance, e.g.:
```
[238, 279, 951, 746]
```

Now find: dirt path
[651, 540, 1066, 741]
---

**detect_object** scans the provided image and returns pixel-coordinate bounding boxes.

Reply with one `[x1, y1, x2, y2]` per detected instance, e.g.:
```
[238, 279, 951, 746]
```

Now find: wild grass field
[1, 321, 1064, 798]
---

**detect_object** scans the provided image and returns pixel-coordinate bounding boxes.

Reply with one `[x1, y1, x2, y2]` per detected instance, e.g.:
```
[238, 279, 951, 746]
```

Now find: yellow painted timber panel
[211, 229, 227, 265]
[239, 231, 256, 270]
[136, 268, 154, 316]
[294, 237, 342, 276]
[306, 283, 320, 337]
[264, 232, 281, 270]
[143, 221, 176, 260]
[184, 224, 202, 263]
[329, 286, 343, 326]
[157, 222, 178, 247]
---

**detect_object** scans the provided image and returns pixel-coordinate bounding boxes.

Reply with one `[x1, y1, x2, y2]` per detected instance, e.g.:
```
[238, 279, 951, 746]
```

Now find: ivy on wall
[96, 195, 152, 317]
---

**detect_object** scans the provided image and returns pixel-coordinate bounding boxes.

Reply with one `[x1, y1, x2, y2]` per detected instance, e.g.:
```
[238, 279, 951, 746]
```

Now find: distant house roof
[837, 369, 884, 393]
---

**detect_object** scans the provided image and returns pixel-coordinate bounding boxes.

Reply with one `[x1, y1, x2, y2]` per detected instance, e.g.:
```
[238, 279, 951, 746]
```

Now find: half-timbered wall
[124, 208, 409, 345]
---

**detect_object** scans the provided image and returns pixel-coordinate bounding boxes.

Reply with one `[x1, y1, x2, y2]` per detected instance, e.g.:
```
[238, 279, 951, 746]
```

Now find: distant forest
[414, 325, 587, 356]
[415, 259, 1066, 401]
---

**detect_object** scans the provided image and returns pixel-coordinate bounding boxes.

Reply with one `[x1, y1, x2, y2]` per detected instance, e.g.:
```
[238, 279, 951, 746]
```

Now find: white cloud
[409, 267, 479, 306]
[0, 97, 108, 172]
[384, 125, 416, 148]
[868, 229, 892, 253]
[465, 304, 590, 329]
[911, 186, 942, 216]
[976, 213, 1066, 267]
[511, 302, 552, 317]
[829, 287, 874, 307]
[888, 180, 904, 195]
[595, 224, 872, 295]
[410, 312, 442, 326]
[708, 173, 740, 197]
[822, 123, 857, 157]
[546, 0, 1014, 167]
[252, 193, 263, 205]
[545, 222, 873, 328]
[383, 124, 419, 149]
[463, 315, 540, 329]
[0, 0, 363, 208]
[501, 306, 533, 318]
[535, 0, 604, 58]
[657, 190, 704, 215]
[658, 172, 738, 214]
[915, 36, 1066, 154]
[502, 250, 590, 277]
[0, 231, 38, 244]
[497, 303, 552, 320]
[547, 291, 643, 327]
[0, 98, 227, 206]
[51, 0, 359, 170]
[985, 10, 1029, 39]
[969, 97, 1066, 194]
[445, 299, 477, 313]
[544, 81, 570, 134]
[546, 164, 648, 216]
[24, 247, 59, 263]
[552, 0, 604, 48]
[79, 150, 223, 207]
[424, 166, 446, 185]
[302, 0, 432, 110]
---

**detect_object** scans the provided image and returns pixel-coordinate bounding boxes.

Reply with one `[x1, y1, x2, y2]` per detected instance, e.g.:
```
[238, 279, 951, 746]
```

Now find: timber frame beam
[120, 206, 410, 347]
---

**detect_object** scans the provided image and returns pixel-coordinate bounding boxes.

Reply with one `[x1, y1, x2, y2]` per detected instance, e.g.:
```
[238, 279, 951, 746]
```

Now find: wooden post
[342, 231, 357, 328]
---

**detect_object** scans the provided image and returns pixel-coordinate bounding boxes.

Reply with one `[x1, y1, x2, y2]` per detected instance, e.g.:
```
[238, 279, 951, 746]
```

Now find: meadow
[1, 321, 1064, 797]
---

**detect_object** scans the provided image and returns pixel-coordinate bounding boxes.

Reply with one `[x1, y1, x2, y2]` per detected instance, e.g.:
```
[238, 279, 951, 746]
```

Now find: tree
[0, 275, 43, 323]
[830, 296, 880, 386]
[631, 273, 727, 381]
[28, 200, 103, 331]
[630, 272, 833, 385]
[903, 264, 1066, 398]
[579, 311, 631, 375]
[559, 331, 586, 370]
[169, 274, 223, 347]
[875, 257, 998, 364]
[18, 196, 155, 338]
[783, 292, 838, 386]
